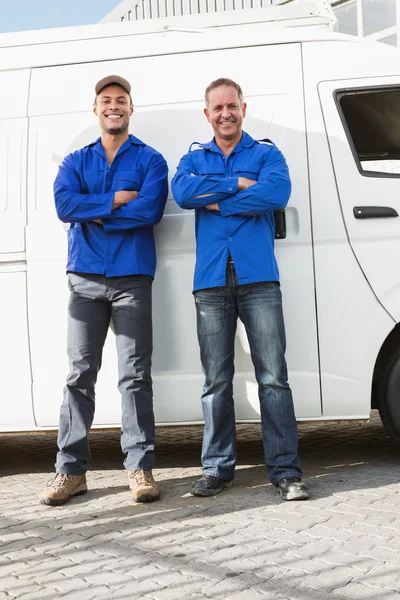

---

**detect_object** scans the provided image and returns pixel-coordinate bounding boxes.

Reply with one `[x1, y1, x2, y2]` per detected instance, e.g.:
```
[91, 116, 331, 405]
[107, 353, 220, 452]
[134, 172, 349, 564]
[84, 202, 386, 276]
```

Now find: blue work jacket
[171, 131, 291, 291]
[54, 134, 168, 277]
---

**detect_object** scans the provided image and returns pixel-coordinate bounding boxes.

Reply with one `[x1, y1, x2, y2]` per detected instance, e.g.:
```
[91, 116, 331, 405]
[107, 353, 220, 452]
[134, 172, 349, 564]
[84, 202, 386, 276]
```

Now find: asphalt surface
[1, 411, 400, 599]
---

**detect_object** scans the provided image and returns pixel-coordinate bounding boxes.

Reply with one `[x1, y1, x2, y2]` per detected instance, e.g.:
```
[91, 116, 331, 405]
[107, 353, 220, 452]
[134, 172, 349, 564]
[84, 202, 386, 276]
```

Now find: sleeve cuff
[102, 192, 115, 215]
[218, 198, 235, 217]
[222, 177, 238, 195]
[102, 219, 115, 233]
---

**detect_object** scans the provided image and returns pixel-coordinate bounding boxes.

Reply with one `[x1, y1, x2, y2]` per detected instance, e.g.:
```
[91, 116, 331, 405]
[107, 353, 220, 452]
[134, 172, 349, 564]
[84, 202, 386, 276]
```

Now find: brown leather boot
[128, 470, 160, 503]
[40, 473, 87, 506]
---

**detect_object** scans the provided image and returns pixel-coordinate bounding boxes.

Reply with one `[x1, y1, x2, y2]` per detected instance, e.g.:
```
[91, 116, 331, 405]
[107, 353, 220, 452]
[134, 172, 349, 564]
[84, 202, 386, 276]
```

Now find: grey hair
[205, 78, 244, 107]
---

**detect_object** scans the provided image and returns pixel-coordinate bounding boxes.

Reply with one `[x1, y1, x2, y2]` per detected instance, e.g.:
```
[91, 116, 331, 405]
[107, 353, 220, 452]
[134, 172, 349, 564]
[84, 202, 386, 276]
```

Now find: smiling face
[93, 84, 133, 136]
[204, 84, 246, 147]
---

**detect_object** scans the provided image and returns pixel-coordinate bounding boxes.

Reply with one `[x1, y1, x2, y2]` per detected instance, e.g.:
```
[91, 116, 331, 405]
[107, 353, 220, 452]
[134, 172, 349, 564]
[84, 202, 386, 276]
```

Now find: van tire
[378, 349, 400, 446]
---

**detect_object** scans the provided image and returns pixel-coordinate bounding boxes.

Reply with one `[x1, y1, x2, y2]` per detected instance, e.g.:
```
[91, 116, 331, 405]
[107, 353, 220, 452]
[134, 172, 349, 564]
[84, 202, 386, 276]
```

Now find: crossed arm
[92, 189, 138, 223]
[54, 153, 168, 232]
[202, 177, 257, 211]
[171, 145, 291, 216]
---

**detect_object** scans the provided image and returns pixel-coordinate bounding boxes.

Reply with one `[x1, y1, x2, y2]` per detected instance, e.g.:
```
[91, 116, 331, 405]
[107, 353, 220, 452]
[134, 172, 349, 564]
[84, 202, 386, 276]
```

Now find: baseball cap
[95, 75, 131, 96]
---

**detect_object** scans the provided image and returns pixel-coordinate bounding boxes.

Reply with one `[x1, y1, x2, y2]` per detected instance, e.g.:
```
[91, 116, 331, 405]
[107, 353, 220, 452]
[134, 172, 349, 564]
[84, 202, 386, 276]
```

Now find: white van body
[2, 1, 400, 441]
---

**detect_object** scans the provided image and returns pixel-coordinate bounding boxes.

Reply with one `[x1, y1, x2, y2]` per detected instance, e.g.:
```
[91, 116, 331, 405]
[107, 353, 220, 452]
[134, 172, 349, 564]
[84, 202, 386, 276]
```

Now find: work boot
[40, 473, 87, 506]
[128, 470, 160, 503]
[275, 476, 310, 501]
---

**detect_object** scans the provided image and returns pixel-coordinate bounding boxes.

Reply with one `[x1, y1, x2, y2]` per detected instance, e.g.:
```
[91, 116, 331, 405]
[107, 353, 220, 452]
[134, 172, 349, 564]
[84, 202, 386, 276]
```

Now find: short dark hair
[205, 78, 244, 107]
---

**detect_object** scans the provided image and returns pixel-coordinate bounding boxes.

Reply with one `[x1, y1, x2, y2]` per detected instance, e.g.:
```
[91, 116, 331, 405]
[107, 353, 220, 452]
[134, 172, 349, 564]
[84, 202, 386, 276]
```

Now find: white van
[2, 1, 400, 444]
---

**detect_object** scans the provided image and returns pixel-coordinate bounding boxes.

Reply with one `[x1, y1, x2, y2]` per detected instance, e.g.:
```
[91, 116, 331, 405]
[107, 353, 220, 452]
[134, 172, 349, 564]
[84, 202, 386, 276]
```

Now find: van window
[336, 87, 400, 177]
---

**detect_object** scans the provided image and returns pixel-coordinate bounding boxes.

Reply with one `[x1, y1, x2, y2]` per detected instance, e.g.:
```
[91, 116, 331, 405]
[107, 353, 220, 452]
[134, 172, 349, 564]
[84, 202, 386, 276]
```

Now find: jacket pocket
[196, 166, 225, 177]
[113, 169, 142, 191]
[232, 164, 260, 179]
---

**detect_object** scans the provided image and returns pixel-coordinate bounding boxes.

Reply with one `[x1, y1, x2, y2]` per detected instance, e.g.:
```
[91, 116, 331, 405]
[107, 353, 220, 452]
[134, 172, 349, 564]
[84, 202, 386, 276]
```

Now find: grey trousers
[56, 273, 156, 475]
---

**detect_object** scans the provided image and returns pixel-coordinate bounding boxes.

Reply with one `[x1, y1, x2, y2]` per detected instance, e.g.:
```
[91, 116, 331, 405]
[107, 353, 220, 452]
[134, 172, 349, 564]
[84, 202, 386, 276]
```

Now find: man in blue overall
[172, 78, 309, 501]
[41, 75, 168, 506]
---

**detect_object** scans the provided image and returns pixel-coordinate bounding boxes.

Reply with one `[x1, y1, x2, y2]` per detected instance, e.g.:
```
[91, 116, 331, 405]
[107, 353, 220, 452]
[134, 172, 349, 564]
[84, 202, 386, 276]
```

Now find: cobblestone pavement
[1, 410, 400, 600]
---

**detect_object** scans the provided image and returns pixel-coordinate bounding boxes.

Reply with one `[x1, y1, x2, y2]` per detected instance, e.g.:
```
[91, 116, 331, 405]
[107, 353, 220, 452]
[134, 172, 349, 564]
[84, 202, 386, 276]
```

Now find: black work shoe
[275, 477, 310, 501]
[191, 475, 234, 497]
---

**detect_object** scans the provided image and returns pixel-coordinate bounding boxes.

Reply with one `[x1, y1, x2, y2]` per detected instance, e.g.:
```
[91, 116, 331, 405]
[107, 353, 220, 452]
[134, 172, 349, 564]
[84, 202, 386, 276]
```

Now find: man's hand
[238, 177, 257, 190]
[112, 190, 138, 210]
[206, 203, 219, 211]
[93, 219, 103, 224]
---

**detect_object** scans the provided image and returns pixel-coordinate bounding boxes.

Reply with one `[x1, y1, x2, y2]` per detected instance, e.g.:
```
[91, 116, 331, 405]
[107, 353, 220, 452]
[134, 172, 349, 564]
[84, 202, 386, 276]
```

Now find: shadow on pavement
[1, 412, 400, 600]
[1, 410, 399, 501]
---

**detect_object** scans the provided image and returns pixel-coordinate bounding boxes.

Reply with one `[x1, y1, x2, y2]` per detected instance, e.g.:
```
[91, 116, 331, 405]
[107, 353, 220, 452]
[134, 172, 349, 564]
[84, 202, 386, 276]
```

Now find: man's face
[204, 85, 246, 144]
[93, 85, 133, 135]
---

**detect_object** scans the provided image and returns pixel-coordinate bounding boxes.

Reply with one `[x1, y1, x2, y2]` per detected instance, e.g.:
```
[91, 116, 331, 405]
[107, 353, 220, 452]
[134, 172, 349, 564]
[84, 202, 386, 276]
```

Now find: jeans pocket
[67, 273, 79, 292]
[67, 272, 88, 293]
[195, 292, 225, 336]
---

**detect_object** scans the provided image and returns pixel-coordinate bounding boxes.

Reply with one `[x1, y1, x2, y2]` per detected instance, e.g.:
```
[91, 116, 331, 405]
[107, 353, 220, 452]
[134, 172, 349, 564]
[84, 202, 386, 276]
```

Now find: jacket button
[228, 187, 232, 192]
[228, 237, 232, 242]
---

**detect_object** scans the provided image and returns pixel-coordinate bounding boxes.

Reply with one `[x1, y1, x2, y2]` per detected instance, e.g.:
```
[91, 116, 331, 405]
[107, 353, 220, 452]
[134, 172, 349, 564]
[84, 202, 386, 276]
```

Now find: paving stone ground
[1, 410, 400, 600]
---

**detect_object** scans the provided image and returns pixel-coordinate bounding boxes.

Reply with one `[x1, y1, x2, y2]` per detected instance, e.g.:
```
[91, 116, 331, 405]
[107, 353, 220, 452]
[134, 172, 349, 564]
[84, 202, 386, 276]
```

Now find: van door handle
[353, 206, 399, 219]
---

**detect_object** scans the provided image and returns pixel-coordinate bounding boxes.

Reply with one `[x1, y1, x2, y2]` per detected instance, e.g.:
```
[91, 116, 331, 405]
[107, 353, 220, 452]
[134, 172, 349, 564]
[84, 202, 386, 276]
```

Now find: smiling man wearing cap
[41, 75, 168, 506]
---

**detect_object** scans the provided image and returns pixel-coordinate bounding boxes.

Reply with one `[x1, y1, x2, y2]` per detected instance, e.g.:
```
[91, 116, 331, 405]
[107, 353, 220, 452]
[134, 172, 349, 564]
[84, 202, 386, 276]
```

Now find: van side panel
[302, 41, 396, 418]
[26, 43, 320, 427]
[319, 76, 400, 322]
[0, 70, 34, 430]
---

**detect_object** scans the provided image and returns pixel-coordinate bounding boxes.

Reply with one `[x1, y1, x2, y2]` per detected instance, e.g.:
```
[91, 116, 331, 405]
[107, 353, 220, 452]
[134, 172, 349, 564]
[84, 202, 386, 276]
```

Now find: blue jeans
[194, 263, 302, 484]
[56, 273, 156, 475]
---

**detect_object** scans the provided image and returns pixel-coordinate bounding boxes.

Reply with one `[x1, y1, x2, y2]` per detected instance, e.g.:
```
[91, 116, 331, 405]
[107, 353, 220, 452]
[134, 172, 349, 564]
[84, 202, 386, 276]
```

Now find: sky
[0, 0, 123, 33]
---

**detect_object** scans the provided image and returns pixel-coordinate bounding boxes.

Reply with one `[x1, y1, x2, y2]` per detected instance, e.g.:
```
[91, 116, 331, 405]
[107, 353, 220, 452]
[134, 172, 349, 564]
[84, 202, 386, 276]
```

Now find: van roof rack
[0, 0, 337, 51]
[101, 0, 337, 31]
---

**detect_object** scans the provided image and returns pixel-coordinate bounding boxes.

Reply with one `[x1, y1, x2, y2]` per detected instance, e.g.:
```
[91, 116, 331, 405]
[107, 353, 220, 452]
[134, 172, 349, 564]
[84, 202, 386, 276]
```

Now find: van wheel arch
[374, 324, 400, 446]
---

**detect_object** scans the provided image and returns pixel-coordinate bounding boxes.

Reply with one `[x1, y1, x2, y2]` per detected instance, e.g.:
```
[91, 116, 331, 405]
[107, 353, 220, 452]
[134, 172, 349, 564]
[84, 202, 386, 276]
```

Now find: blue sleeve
[218, 145, 291, 217]
[171, 152, 239, 209]
[54, 154, 114, 223]
[102, 153, 168, 233]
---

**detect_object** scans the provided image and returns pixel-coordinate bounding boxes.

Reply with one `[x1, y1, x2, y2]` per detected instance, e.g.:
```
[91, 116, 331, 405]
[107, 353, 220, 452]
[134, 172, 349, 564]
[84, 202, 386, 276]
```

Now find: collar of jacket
[200, 131, 257, 154]
[90, 133, 145, 160]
